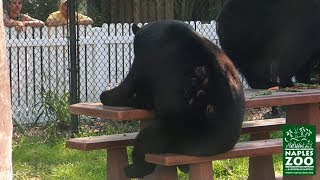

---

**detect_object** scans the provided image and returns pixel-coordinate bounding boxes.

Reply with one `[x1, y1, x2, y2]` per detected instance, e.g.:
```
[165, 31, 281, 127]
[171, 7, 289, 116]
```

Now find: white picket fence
[5, 21, 219, 124]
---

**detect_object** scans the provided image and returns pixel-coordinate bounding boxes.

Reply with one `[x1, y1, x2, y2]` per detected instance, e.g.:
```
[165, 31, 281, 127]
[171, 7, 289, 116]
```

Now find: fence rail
[6, 21, 218, 124]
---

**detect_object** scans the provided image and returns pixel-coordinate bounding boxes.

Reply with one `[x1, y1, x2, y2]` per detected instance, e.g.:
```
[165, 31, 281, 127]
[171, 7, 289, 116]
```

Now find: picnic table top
[70, 88, 320, 120]
[244, 88, 320, 108]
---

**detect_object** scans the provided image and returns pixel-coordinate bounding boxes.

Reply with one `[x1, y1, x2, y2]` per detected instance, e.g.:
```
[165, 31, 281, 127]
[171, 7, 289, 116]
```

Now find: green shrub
[22, 0, 60, 21]
[40, 88, 71, 136]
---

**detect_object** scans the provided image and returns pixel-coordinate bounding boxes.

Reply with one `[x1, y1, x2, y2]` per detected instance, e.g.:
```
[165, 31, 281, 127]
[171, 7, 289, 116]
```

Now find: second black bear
[100, 20, 245, 178]
[217, 0, 320, 88]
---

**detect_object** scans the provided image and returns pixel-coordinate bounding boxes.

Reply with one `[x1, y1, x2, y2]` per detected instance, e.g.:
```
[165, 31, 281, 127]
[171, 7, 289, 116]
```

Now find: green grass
[13, 133, 283, 179]
[13, 136, 106, 179]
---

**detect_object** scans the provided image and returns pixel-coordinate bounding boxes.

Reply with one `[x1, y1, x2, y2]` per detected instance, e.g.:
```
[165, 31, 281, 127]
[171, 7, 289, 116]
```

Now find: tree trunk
[0, 0, 13, 179]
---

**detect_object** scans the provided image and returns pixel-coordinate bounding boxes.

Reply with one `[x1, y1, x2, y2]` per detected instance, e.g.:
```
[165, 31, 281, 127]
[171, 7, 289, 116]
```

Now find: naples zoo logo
[283, 125, 316, 176]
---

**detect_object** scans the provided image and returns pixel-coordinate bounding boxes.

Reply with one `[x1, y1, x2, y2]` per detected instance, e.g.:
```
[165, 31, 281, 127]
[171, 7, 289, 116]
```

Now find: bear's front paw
[125, 163, 155, 178]
[100, 90, 125, 106]
[100, 90, 114, 105]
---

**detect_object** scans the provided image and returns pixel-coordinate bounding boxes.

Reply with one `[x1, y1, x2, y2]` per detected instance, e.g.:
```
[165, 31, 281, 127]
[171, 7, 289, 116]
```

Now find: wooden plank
[9, 28, 20, 122]
[116, 23, 124, 84]
[66, 118, 285, 151]
[245, 89, 320, 108]
[70, 102, 286, 127]
[92, 25, 110, 96]
[241, 118, 285, 134]
[146, 139, 283, 166]
[79, 26, 96, 101]
[69, 102, 154, 120]
[285, 103, 320, 180]
[122, 23, 132, 79]
[145, 135, 320, 166]
[66, 132, 138, 150]
[18, 30, 28, 121]
[108, 23, 118, 87]
[25, 27, 34, 109]
[33, 27, 42, 109]
[39, 27, 50, 123]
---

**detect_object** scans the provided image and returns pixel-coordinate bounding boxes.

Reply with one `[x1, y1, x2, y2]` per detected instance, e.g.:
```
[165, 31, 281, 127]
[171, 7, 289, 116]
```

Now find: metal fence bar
[68, 0, 80, 133]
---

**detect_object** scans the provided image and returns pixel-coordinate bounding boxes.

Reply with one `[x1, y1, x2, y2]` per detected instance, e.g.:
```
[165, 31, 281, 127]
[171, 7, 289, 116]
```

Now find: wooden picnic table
[70, 89, 320, 133]
[70, 89, 320, 180]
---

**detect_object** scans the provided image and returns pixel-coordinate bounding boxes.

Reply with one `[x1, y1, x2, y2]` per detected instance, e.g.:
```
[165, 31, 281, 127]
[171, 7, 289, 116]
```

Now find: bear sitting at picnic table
[100, 20, 245, 178]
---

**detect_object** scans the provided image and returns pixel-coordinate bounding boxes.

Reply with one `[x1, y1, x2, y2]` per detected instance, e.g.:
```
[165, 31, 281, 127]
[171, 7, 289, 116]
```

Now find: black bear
[100, 20, 245, 178]
[217, 0, 320, 88]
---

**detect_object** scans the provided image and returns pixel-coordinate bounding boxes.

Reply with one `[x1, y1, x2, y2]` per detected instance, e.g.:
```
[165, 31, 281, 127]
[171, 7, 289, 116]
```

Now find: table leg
[107, 148, 129, 180]
[248, 132, 276, 180]
[189, 162, 214, 180]
[284, 103, 320, 180]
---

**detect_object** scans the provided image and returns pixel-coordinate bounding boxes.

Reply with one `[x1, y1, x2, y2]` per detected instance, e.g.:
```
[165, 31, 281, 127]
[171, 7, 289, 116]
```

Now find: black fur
[100, 20, 245, 178]
[217, 0, 320, 88]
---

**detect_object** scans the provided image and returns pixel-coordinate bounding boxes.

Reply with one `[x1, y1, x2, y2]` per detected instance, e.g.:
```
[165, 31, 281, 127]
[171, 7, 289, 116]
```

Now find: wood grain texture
[66, 132, 138, 150]
[241, 118, 285, 134]
[66, 118, 285, 151]
[107, 148, 129, 180]
[248, 132, 275, 180]
[68, 89, 320, 179]
[284, 103, 320, 180]
[145, 135, 320, 166]
[245, 89, 320, 108]
[70, 89, 320, 120]
[189, 162, 213, 180]
[69, 102, 154, 120]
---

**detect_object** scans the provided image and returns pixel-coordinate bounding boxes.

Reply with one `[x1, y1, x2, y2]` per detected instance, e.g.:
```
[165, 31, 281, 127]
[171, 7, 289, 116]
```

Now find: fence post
[68, 0, 79, 134]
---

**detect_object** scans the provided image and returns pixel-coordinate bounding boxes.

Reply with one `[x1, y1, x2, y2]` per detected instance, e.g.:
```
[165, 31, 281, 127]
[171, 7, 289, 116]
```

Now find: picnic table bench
[67, 89, 320, 180]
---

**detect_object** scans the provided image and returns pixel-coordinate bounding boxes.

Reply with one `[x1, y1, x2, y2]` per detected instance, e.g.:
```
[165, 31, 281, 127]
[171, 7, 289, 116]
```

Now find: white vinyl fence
[6, 21, 218, 124]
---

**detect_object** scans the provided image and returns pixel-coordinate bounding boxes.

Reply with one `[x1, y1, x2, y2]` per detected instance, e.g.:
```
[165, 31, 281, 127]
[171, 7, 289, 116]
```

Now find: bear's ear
[132, 24, 140, 35]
